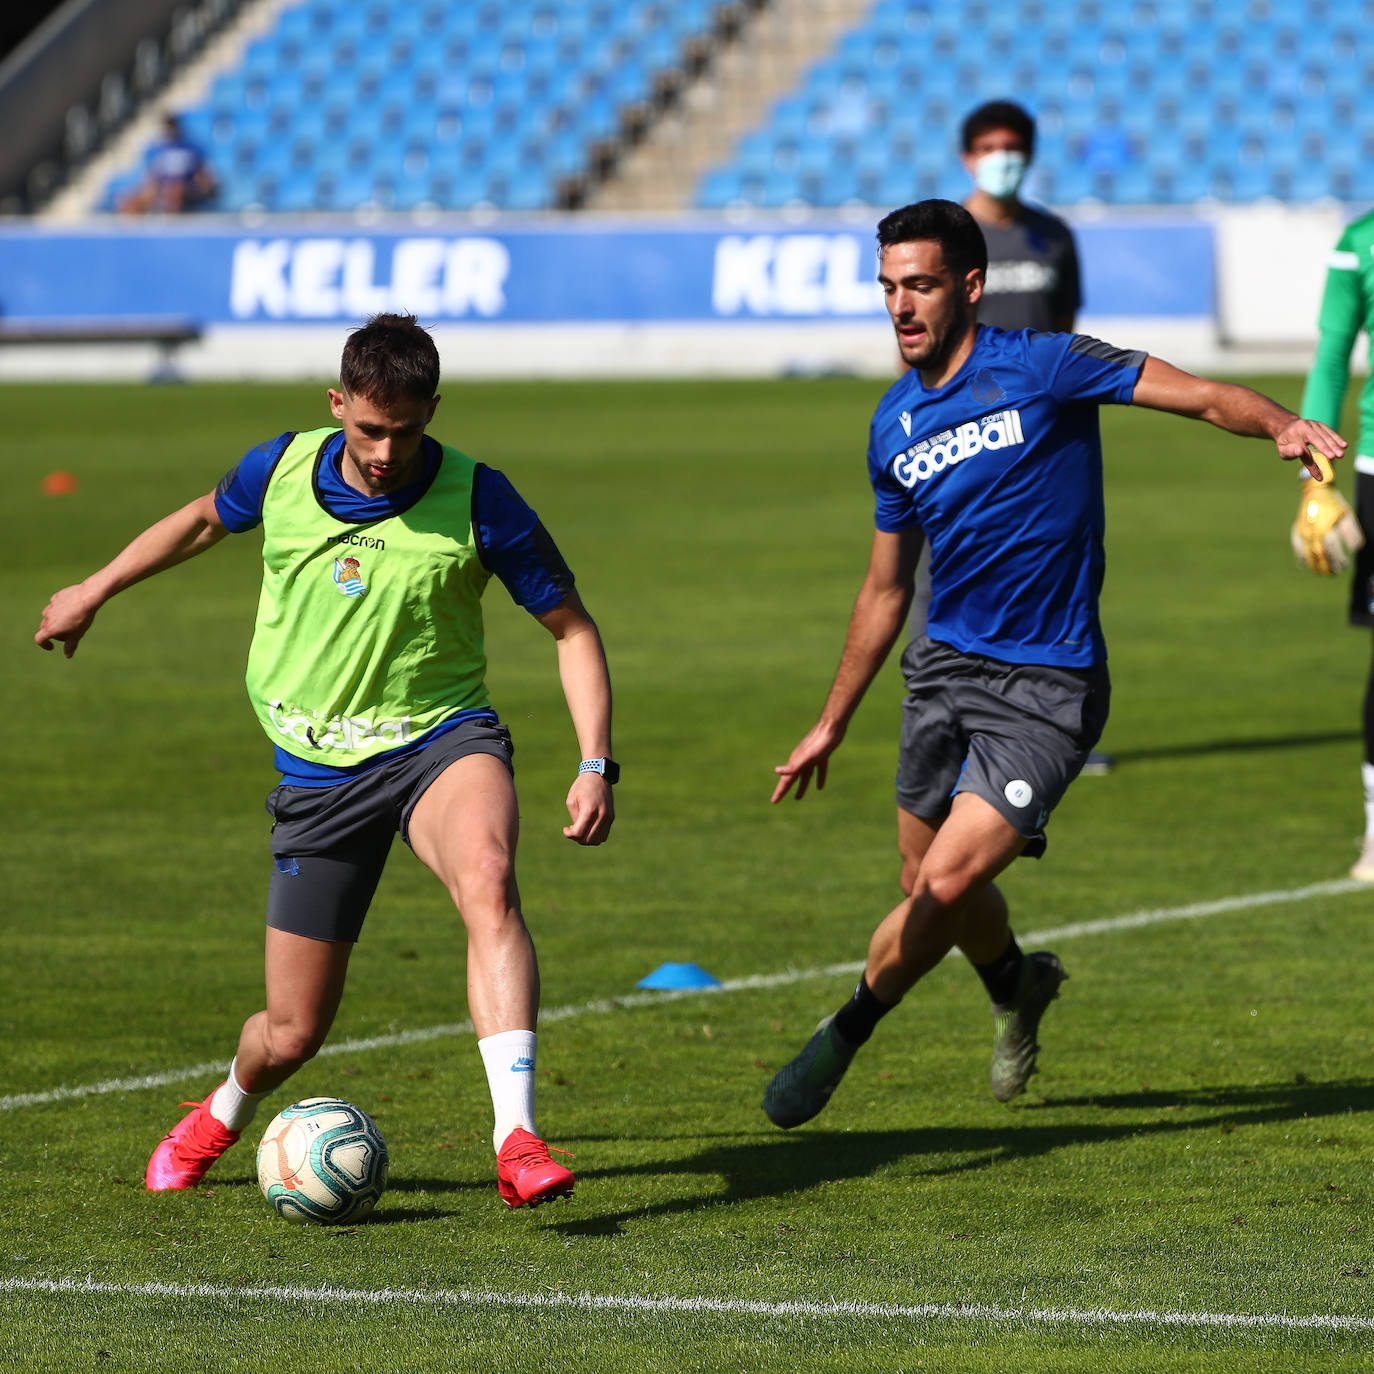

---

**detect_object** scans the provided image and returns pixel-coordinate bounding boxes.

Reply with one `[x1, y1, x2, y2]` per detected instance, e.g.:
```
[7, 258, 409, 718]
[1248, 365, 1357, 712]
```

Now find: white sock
[208, 1059, 268, 1132]
[1363, 763, 1374, 840]
[478, 1029, 538, 1152]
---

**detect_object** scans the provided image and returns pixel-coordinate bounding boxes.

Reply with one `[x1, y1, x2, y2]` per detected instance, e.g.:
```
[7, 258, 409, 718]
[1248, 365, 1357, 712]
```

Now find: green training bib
[245, 428, 491, 766]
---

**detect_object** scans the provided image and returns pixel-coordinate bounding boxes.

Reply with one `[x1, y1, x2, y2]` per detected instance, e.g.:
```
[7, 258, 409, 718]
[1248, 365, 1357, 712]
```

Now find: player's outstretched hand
[1292, 450, 1365, 575]
[35, 584, 99, 658]
[772, 719, 846, 803]
[563, 773, 614, 845]
[1274, 421, 1346, 478]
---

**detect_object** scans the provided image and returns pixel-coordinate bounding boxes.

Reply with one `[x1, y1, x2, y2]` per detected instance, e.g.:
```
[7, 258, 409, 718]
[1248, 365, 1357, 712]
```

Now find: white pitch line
[1019, 878, 1366, 944]
[2, 1277, 1370, 1334]
[2, 878, 1365, 1114]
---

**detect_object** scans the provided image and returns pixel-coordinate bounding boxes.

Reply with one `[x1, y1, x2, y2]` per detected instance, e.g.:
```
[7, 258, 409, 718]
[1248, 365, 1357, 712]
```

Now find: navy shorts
[264, 716, 515, 943]
[896, 637, 1110, 858]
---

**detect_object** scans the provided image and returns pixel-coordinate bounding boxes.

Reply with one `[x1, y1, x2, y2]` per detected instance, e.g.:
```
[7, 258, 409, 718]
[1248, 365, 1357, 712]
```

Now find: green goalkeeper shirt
[1302, 208, 1374, 450]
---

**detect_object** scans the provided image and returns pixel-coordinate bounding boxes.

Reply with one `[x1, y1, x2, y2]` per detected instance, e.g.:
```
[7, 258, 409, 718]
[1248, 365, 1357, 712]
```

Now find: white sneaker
[1351, 837, 1374, 882]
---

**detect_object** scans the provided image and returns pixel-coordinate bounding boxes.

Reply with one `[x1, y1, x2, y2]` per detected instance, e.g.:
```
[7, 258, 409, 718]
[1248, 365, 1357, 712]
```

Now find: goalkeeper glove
[1291, 451, 1364, 576]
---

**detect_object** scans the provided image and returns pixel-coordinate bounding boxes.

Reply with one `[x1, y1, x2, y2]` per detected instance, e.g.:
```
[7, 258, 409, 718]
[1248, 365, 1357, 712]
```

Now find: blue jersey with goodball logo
[867, 326, 1144, 668]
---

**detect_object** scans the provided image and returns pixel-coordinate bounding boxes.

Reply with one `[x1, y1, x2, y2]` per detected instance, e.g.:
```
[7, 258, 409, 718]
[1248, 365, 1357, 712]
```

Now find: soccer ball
[256, 1097, 388, 1225]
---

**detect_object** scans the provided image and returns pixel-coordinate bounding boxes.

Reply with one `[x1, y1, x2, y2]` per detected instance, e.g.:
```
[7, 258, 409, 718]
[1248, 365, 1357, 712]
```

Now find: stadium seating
[103, 0, 1374, 213]
[694, 0, 1374, 208]
[103, 0, 725, 213]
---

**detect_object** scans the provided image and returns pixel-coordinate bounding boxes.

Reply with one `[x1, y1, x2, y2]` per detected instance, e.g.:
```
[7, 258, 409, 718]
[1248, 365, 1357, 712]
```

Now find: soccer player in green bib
[35, 313, 616, 1210]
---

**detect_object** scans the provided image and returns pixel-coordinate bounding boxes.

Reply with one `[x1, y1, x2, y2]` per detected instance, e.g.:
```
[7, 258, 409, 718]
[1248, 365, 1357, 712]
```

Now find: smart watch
[578, 757, 620, 784]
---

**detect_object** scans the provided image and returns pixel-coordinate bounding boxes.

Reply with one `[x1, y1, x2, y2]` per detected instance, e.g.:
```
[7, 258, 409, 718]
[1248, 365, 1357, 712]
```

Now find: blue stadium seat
[545, 128, 589, 180]
[818, 163, 858, 204]
[1105, 162, 1150, 203]
[269, 171, 316, 213]
[453, 166, 504, 209]
[500, 166, 555, 211]
[315, 166, 378, 211]
[694, 166, 745, 209]
[573, 92, 620, 141]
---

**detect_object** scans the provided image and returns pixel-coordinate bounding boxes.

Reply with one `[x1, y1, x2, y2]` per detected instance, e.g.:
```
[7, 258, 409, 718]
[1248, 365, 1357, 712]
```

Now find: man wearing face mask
[961, 100, 1080, 335]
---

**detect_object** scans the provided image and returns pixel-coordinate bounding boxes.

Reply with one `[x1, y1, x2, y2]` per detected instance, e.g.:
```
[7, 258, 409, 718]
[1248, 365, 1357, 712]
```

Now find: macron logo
[511, 1056, 535, 1073]
[891, 408, 1025, 489]
[899, 410, 912, 437]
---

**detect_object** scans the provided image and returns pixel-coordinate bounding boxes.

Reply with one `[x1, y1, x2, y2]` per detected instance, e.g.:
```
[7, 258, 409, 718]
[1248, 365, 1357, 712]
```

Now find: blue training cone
[636, 962, 722, 990]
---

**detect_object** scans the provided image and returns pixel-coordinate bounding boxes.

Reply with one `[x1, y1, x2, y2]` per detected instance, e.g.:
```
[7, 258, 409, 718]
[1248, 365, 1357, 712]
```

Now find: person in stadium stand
[117, 112, 217, 214]
[1292, 209, 1374, 879]
[35, 313, 616, 1210]
[908, 101, 1112, 771]
[960, 99, 1080, 335]
[762, 200, 1345, 1130]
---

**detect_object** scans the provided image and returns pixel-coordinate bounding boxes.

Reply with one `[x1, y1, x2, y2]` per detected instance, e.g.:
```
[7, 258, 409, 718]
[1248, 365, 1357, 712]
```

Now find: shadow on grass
[1025, 1080, 1371, 1112]
[1109, 728, 1360, 765]
[365, 1174, 502, 1223]
[190, 1169, 491, 1223]
[551, 1076, 1374, 1236]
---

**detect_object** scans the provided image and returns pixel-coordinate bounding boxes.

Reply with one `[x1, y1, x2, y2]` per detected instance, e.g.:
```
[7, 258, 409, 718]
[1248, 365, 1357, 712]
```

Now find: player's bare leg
[407, 752, 538, 1038]
[864, 793, 1027, 1002]
[407, 752, 572, 1207]
[899, 803, 1066, 1098]
[234, 928, 355, 1092]
[765, 794, 1043, 1128]
[146, 930, 352, 1190]
[897, 806, 1013, 963]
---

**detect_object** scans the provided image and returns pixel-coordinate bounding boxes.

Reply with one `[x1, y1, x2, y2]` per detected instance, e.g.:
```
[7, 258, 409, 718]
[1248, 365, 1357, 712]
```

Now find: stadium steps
[41, 0, 296, 221]
[586, 0, 873, 212]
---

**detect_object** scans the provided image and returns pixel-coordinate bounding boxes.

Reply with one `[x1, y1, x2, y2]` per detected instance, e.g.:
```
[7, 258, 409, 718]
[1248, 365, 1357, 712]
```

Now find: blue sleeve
[213, 432, 295, 533]
[867, 416, 922, 533]
[474, 465, 575, 615]
[1036, 332, 1146, 407]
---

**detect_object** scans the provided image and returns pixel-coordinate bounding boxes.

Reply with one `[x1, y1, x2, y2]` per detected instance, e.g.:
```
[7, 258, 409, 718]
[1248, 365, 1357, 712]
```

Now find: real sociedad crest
[333, 555, 367, 597]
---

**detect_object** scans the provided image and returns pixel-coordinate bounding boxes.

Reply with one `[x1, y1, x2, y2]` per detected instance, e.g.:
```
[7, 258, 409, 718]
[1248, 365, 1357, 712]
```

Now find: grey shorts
[896, 637, 1110, 859]
[264, 716, 515, 943]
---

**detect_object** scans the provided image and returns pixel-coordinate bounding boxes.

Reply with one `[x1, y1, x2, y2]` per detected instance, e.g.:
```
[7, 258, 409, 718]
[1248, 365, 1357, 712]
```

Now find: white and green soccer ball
[256, 1097, 388, 1225]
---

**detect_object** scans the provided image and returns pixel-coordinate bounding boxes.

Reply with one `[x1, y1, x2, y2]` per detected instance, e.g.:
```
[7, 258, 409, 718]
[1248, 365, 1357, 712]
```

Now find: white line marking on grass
[2, 1277, 1371, 1334]
[1020, 878, 1366, 945]
[3, 879, 1365, 1113]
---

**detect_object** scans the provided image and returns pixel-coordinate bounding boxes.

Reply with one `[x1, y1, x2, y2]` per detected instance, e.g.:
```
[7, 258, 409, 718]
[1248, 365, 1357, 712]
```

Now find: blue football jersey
[867, 326, 1145, 667]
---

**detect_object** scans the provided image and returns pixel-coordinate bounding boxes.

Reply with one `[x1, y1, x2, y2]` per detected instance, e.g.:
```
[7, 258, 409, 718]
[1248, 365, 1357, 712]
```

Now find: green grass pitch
[3, 375, 1373, 1371]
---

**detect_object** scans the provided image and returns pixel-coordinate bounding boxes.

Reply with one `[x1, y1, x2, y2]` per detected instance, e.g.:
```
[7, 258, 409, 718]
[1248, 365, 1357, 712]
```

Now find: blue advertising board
[0, 217, 1214, 326]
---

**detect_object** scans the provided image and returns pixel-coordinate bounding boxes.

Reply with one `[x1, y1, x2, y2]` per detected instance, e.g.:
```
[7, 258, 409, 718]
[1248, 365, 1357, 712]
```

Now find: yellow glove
[1292, 452, 1364, 575]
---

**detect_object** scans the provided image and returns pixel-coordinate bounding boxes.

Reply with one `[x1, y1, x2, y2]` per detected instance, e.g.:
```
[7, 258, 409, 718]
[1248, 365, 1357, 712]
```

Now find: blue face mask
[973, 149, 1028, 199]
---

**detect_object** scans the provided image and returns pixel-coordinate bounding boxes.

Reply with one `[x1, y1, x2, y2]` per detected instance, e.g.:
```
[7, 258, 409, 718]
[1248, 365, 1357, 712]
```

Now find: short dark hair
[876, 200, 988, 281]
[339, 312, 440, 406]
[960, 100, 1036, 157]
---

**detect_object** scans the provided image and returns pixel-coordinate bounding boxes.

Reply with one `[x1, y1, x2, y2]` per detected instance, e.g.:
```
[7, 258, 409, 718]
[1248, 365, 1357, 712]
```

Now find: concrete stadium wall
[0, 0, 195, 204]
[0, 205, 1360, 381]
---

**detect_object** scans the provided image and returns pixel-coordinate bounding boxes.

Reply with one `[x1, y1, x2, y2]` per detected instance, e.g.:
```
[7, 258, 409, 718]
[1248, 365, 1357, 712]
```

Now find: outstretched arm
[35, 490, 228, 658]
[534, 588, 614, 846]
[772, 524, 924, 803]
[1131, 356, 1347, 479]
